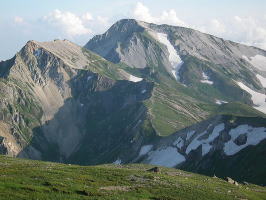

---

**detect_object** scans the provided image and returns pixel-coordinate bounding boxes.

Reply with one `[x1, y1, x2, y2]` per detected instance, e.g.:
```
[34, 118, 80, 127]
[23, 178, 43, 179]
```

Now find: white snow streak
[113, 159, 122, 165]
[87, 76, 93, 81]
[256, 74, 266, 88]
[224, 125, 266, 156]
[139, 145, 153, 156]
[129, 75, 143, 82]
[237, 82, 266, 114]
[186, 124, 225, 156]
[243, 55, 266, 71]
[141, 89, 147, 94]
[186, 131, 196, 140]
[173, 137, 184, 149]
[149, 31, 183, 80]
[147, 147, 186, 167]
[215, 99, 228, 105]
[201, 72, 213, 85]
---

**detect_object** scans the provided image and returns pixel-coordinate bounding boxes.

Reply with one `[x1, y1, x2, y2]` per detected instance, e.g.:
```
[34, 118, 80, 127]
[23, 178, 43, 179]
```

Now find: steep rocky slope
[86, 19, 266, 86]
[86, 19, 266, 136]
[0, 39, 155, 164]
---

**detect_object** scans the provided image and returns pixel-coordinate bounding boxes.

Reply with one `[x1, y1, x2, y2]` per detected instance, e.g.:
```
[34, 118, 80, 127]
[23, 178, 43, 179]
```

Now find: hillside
[0, 156, 265, 200]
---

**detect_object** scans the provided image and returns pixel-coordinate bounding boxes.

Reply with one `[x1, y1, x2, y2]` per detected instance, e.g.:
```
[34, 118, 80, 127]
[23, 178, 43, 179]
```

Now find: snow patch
[256, 74, 266, 88]
[185, 131, 207, 155]
[113, 159, 122, 165]
[243, 55, 266, 71]
[201, 72, 213, 85]
[147, 147, 186, 167]
[186, 124, 225, 156]
[215, 99, 228, 105]
[202, 143, 212, 156]
[224, 125, 266, 156]
[206, 124, 225, 143]
[173, 137, 184, 149]
[87, 76, 93, 81]
[129, 75, 143, 82]
[139, 145, 153, 156]
[149, 31, 183, 80]
[237, 82, 266, 114]
[141, 89, 147, 94]
[186, 131, 196, 140]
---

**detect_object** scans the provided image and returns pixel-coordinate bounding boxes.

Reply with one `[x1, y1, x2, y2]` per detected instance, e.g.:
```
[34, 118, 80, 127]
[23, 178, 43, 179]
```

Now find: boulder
[226, 177, 239, 186]
[147, 167, 160, 173]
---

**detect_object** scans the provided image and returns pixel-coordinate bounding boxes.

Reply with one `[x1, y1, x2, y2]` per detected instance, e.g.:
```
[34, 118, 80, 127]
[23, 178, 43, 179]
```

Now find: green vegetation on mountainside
[0, 156, 265, 200]
[0, 78, 43, 144]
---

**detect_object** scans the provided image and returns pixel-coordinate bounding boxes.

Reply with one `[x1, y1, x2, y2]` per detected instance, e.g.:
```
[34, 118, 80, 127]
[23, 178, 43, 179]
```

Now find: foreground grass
[0, 156, 265, 200]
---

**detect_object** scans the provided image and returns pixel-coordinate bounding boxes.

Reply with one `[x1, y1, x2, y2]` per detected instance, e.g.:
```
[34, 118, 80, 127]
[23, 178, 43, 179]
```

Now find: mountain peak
[20, 39, 93, 70]
[24, 39, 77, 53]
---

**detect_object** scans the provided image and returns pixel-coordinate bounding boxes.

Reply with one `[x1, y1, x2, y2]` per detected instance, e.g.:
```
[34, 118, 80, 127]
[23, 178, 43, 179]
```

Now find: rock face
[0, 19, 266, 185]
[0, 39, 155, 164]
[86, 19, 266, 114]
[86, 19, 266, 86]
[86, 20, 266, 140]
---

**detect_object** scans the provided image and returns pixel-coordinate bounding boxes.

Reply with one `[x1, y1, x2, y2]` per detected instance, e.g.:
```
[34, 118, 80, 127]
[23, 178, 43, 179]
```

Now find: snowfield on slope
[237, 82, 266, 114]
[224, 125, 266, 155]
[113, 159, 122, 165]
[201, 72, 213, 85]
[173, 137, 184, 149]
[215, 99, 228, 105]
[129, 75, 143, 82]
[147, 147, 186, 167]
[186, 131, 196, 140]
[149, 31, 183, 80]
[186, 123, 225, 156]
[138, 145, 153, 157]
[256, 74, 266, 88]
[243, 55, 266, 71]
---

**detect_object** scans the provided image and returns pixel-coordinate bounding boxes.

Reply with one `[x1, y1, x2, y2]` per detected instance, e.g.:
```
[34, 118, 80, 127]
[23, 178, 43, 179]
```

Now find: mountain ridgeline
[0, 19, 266, 185]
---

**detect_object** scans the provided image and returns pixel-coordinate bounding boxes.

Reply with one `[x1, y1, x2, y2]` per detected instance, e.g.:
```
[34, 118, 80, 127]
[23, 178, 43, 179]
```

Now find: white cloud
[44, 9, 91, 37]
[14, 16, 24, 24]
[230, 16, 266, 49]
[159, 9, 186, 27]
[133, 2, 186, 27]
[209, 19, 226, 34]
[2, 4, 266, 61]
[96, 16, 109, 26]
[132, 2, 266, 50]
[82, 12, 93, 21]
[199, 16, 266, 50]
[133, 2, 154, 23]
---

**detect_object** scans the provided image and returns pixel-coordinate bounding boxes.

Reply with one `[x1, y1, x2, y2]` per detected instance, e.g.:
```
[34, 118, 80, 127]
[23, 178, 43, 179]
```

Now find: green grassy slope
[0, 156, 265, 200]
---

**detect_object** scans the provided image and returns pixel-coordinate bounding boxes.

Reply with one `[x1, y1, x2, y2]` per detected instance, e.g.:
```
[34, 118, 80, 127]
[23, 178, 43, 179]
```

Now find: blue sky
[1, 0, 266, 60]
